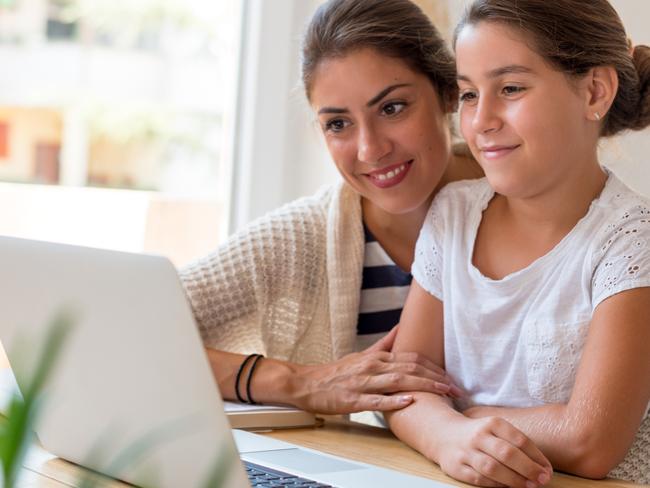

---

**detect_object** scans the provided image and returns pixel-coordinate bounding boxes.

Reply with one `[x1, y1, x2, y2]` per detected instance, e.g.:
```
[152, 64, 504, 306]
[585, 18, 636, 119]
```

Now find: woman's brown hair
[301, 0, 457, 107]
[454, 0, 650, 137]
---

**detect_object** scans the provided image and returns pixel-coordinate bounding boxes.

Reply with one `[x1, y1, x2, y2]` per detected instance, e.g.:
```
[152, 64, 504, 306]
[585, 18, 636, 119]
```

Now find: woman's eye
[381, 102, 407, 116]
[325, 118, 349, 133]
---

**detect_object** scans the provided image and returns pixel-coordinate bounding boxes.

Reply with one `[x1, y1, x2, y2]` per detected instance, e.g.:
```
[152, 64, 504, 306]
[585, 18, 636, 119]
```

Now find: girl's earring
[594, 112, 601, 121]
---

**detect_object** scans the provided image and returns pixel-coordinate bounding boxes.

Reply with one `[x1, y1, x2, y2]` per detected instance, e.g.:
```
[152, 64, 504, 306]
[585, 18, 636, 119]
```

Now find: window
[0, 0, 242, 266]
[0, 122, 8, 158]
[46, 0, 78, 41]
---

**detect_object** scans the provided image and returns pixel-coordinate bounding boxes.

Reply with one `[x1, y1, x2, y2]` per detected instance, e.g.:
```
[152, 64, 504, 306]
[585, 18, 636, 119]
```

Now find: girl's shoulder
[433, 177, 493, 212]
[592, 174, 650, 235]
[422, 178, 492, 236]
[590, 175, 650, 307]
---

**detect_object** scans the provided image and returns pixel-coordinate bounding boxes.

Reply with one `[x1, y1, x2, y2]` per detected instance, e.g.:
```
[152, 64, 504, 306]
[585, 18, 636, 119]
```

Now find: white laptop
[0, 236, 453, 488]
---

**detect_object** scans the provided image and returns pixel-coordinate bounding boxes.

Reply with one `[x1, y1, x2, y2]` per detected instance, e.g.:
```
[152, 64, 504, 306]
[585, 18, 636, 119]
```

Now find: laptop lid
[0, 236, 249, 488]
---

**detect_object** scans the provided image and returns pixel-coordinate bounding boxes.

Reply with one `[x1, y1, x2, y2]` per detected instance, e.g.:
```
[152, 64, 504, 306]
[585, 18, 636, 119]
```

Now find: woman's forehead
[310, 48, 426, 106]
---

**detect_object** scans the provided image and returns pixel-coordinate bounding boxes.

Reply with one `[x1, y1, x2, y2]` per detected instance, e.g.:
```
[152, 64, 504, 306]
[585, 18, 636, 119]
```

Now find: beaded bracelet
[234, 353, 260, 403]
[245, 354, 264, 405]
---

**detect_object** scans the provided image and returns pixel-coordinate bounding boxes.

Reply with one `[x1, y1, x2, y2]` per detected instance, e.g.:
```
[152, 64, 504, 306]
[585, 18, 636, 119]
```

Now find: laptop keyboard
[245, 460, 334, 487]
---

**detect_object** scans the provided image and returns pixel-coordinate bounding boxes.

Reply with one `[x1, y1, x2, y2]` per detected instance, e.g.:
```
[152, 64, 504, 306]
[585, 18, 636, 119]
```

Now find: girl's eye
[503, 85, 526, 96]
[324, 118, 350, 133]
[459, 91, 477, 104]
[381, 101, 407, 116]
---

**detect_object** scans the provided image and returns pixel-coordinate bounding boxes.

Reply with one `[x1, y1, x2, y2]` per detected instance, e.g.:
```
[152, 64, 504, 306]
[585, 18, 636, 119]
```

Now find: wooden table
[1, 350, 644, 488]
[14, 417, 646, 488]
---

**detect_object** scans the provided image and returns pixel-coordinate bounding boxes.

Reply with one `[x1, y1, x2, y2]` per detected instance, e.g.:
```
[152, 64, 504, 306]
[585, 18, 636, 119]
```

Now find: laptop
[0, 236, 453, 488]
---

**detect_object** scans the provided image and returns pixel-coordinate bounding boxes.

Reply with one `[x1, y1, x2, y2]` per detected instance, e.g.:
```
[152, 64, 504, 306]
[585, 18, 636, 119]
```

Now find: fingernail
[399, 395, 413, 403]
[435, 382, 451, 392]
[526, 481, 537, 488]
[538, 472, 550, 484]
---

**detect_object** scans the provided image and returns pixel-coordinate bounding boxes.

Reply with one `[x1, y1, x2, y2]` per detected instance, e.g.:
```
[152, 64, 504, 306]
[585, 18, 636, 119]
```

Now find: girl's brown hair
[301, 0, 457, 107]
[454, 0, 650, 137]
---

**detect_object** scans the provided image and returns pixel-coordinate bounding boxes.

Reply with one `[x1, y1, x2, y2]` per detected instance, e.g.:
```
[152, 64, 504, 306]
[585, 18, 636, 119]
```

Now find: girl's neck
[473, 159, 608, 280]
[500, 161, 608, 235]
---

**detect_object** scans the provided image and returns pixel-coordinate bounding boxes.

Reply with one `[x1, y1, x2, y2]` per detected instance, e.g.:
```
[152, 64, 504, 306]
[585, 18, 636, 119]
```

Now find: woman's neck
[362, 195, 433, 272]
[360, 149, 484, 271]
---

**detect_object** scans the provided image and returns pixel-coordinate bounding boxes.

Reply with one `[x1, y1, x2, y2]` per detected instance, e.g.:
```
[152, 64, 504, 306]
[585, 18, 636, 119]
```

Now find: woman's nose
[357, 124, 391, 164]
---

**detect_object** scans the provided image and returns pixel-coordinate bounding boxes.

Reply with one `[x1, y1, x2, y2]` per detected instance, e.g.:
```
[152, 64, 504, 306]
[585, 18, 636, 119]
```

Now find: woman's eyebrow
[366, 83, 411, 107]
[318, 106, 349, 115]
[317, 83, 411, 115]
[457, 64, 535, 82]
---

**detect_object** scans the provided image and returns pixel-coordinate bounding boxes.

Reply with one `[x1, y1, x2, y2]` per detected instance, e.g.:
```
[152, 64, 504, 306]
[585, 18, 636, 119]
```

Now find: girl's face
[456, 22, 598, 199]
[309, 48, 452, 216]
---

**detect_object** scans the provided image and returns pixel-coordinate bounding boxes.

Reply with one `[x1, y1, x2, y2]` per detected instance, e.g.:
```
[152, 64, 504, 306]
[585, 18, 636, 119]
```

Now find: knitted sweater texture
[179, 181, 364, 364]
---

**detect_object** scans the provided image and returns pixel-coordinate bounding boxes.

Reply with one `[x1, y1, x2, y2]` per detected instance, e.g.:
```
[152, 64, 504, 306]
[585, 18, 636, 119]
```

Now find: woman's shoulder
[243, 182, 344, 233]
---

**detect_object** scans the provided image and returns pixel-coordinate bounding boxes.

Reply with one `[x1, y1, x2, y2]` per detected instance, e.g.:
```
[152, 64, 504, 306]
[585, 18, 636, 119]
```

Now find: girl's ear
[584, 66, 618, 122]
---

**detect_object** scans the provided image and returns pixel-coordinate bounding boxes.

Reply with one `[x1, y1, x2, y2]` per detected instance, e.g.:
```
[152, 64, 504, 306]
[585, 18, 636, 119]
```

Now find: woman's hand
[437, 416, 553, 488]
[290, 326, 462, 414]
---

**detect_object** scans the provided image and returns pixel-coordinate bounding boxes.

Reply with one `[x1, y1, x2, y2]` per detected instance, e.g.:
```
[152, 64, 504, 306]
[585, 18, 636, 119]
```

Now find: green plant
[0, 311, 74, 488]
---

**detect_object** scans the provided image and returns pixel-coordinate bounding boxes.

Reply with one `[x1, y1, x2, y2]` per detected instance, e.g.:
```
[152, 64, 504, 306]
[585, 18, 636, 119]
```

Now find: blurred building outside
[0, 0, 240, 266]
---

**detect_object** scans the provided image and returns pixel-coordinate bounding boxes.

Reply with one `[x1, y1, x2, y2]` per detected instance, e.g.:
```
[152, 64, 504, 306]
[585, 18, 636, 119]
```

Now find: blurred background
[0, 0, 239, 266]
[0, 0, 647, 272]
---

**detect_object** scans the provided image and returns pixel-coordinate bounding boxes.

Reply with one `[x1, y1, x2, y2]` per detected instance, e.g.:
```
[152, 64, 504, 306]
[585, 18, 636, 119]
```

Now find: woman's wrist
[248, 357, 305, 407]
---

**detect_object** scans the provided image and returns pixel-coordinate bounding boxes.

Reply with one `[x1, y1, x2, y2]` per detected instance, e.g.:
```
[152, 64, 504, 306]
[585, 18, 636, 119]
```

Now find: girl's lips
[365, 160, 413, 189]
[480, 145, 520, 160]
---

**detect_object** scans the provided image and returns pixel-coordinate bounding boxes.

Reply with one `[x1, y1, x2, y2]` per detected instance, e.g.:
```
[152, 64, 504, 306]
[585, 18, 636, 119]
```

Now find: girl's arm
[464, 287, 650, 479]
[386, 282, 552, 488]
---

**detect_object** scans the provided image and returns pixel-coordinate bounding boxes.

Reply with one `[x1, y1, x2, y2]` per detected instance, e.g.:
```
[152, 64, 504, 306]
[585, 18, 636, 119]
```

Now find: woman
[387, 0, 650, 486]
[180, 0, 481, 414]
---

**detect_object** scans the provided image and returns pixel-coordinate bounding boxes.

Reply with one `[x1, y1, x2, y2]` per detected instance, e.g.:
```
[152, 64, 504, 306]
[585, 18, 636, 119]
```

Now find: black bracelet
[235, 354, 259, 403]
[245, 354, 264, 405]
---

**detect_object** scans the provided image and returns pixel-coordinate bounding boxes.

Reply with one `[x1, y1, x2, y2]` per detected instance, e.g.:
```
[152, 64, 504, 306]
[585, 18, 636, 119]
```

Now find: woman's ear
[584, 66, 619, 122]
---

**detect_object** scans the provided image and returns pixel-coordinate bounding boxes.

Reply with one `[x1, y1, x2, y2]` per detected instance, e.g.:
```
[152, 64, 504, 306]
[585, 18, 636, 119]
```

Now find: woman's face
[456, 22, 597, 199]
[309, 48, 452, 215]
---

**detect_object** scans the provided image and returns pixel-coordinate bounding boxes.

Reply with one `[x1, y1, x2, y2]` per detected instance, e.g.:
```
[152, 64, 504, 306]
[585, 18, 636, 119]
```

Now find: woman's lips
[365, 160, 413, 188]
[480, 145, 520, 160]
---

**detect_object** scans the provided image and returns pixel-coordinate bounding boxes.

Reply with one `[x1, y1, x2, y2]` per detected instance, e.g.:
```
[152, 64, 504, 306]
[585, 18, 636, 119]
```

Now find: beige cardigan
[180, 181, 363, 364]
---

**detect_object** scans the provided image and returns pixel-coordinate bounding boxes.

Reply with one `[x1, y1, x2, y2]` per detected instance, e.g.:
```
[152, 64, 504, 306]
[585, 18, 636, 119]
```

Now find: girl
[180, 0, 480, 415]
[387, 1, 650, 487]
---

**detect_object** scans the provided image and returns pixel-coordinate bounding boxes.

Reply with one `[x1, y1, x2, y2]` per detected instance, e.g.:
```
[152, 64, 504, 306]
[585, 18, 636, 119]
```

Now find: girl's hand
[437, 416, 553, 488]
[291, 326, 462, 414]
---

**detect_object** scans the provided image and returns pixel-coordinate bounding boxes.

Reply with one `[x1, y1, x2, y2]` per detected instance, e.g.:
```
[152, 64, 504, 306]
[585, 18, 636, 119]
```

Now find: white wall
[600, 0, 650, 197]
[230, 0, 335, 231]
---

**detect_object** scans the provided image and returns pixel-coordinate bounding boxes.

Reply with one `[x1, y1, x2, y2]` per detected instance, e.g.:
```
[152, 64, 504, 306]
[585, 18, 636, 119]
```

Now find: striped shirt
[356, 225, 413, 351]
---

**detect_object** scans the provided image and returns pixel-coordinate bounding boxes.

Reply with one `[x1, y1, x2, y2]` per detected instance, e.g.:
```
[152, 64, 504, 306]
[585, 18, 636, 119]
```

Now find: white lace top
[412, 172, 650, 483]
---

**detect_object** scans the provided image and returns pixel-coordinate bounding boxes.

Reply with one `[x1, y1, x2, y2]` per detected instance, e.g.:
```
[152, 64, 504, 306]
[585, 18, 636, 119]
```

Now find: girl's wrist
[410, 395, 467, 462]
